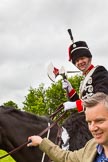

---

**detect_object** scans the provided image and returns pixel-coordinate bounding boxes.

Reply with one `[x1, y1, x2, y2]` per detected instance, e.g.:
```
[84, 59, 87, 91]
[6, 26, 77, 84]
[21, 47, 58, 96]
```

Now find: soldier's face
[75, 57, 92, 72]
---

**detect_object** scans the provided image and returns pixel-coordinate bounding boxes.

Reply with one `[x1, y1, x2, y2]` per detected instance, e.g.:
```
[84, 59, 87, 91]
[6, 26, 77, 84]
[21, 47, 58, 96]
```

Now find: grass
[0, 150, 15, 162]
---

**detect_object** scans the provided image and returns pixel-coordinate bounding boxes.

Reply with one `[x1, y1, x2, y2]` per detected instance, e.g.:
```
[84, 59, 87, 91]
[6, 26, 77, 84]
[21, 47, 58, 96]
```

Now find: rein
[41, 122, 51, 162]
[0, 104, 65, 160]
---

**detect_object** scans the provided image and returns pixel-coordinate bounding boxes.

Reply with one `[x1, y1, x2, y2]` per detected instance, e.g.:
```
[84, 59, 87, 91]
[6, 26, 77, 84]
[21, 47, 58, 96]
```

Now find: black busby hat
[67, 29, 92, 64]
[68, 41, 92, 64]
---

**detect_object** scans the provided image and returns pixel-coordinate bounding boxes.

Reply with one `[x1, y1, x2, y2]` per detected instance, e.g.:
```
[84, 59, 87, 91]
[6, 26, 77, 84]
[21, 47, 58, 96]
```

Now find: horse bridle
[0, 104, 66, 160]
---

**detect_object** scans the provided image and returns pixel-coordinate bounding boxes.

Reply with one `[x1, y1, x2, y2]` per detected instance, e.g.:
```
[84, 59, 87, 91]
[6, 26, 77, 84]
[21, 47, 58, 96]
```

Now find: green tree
[3, 100, 18, 109]
[45, 75, 83, 121]
[22, 75, 83, 116]
[45, 80, 66, 114]
[23, 84, 46, 115]
[69, 74, 83, 93]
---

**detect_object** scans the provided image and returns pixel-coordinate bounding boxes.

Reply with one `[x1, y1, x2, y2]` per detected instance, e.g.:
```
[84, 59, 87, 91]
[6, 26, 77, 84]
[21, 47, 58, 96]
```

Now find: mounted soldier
[61, 29, 108, 150]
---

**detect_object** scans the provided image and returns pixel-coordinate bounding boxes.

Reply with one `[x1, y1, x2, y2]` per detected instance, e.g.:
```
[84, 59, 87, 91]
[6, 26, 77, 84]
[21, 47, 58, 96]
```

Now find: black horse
[0, 106, 92, 162]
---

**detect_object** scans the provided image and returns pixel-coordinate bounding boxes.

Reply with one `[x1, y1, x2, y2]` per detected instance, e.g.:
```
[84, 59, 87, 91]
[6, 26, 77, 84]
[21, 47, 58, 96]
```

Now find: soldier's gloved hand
[62, 79, 73, 93]
[63, 101, 76, 111]
[62, 79, 76, 99]
[63, 100, 84, 112]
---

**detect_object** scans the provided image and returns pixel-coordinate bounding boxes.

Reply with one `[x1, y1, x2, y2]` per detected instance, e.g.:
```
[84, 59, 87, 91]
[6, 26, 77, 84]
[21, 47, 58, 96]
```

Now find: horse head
[0, 106, 59, 162]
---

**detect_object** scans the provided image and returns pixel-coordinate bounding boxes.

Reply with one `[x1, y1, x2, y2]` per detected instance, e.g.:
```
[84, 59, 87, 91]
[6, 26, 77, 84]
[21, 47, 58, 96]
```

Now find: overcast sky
[0, 0, 108, 108]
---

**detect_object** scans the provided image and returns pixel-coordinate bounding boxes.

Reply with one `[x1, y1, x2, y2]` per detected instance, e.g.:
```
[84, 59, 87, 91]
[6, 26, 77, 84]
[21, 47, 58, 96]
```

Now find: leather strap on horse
[50, 104, 64, 119]
[0, 104, 65, 160]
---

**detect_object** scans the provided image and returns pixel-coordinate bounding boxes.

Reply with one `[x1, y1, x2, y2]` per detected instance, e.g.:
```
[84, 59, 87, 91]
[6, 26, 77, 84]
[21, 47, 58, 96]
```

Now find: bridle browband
[0, 104, 65, 160]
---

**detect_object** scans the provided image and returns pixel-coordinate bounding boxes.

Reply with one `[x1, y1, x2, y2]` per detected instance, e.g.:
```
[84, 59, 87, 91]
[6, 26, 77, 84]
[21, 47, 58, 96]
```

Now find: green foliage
[69, 74, 83, 93]
[45, 80, 66, 114]
[23, 84, 47, 115]
[22, 75, 83, 117]
[3, 101, 18, 109]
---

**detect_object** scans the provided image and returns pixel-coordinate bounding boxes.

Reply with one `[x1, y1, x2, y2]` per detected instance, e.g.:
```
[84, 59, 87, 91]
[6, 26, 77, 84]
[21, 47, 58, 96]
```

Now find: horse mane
[0, 106, 50, 123]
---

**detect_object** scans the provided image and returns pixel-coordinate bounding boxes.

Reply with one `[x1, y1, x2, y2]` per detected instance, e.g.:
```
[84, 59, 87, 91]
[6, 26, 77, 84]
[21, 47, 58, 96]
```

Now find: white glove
[63, 101, 76, 111]
[62, 79, 73, 93]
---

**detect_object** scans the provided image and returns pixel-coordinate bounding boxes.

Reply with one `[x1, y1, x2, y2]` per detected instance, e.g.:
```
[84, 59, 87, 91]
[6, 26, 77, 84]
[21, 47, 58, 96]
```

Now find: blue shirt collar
[96, 144, 108, 161]
[96, 144, 103, 155]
